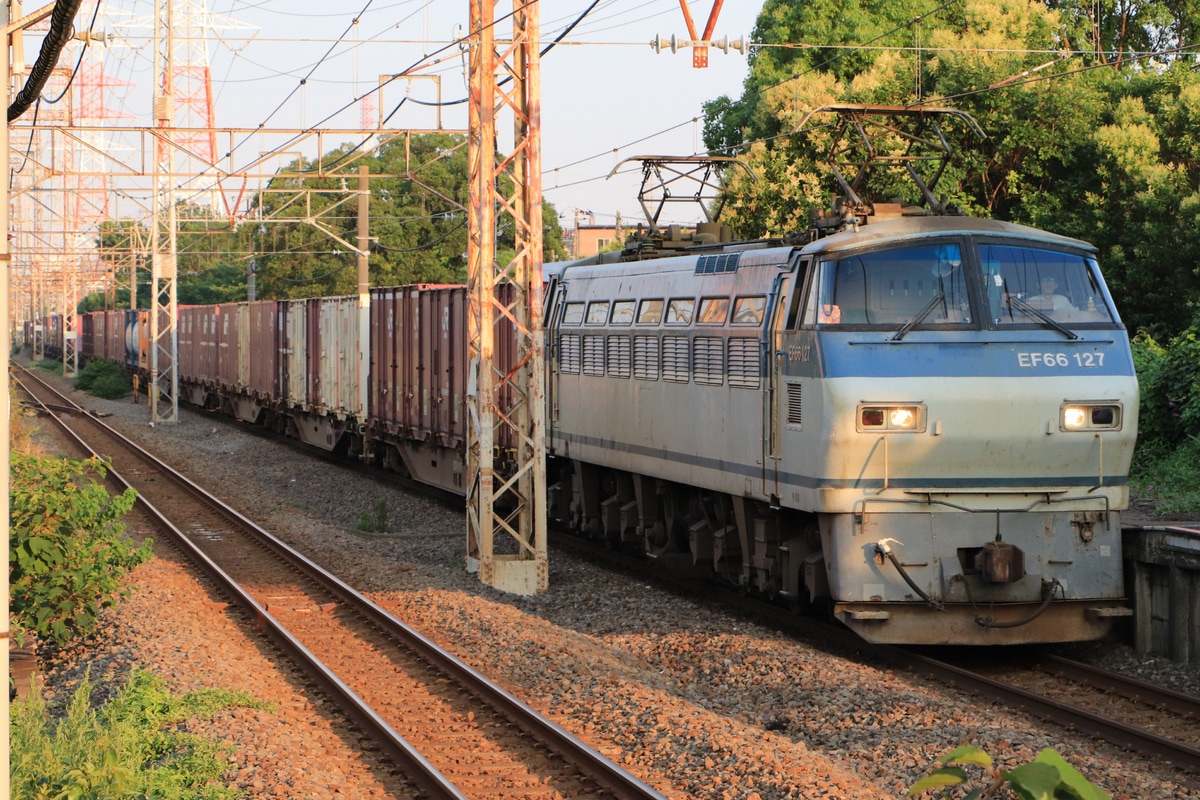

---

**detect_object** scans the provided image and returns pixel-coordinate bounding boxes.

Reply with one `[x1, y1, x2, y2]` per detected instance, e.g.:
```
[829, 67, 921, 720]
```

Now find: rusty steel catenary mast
[466, 0, 547, 594]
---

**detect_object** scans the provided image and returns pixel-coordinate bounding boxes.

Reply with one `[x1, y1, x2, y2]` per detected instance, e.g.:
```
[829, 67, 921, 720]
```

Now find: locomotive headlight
[858, 404, 925, 432]
[1062, 406, 1088, 429]
[1061, 403, 1122, 431]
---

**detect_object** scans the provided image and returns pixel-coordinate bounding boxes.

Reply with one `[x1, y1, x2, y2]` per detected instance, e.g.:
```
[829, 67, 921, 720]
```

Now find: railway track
[552, 528, 1200, 774]
[932, 651, 1200, 772]
[16, 365, 665, 800]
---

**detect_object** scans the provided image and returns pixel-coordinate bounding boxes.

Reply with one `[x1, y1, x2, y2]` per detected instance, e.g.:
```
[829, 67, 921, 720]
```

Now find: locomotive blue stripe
[806, 334, 1135, 379]
[554, 432, 1128, 489]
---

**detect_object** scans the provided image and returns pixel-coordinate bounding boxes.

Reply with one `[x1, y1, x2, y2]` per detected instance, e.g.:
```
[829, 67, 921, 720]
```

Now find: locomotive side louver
[559, 335, 581, 374]
[663, 336, 689, 383]
[633, 336, 660, 381]
[727, 337, 760, 389]
[787, 383, 802, 425]
[693, 337, 724, 386]
[583, 335, 605, 376]
[606, 336, 631, 378]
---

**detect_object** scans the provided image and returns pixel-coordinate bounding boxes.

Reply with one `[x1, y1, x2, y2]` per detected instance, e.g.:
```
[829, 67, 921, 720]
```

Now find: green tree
[705, 0, 1200, 337]
[248, 134, 567, 297]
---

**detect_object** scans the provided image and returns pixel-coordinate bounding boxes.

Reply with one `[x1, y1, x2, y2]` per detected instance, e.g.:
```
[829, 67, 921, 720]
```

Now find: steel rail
[551, 528, 1200, 774]
[14, 369, 470, 800]
[17, 366, 665, 800]
[897, 650, 1200, 773]
[1028, 654, 1200, 718]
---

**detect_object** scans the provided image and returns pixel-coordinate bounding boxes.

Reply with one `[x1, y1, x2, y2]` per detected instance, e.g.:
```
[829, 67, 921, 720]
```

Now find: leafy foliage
[909, 745, 1109, 799]
[74, 359, 132, 400]
[1130, 319, 1200, 513]
[706, 0, 1200, 339]
[9, 453, 149, 646]
[1131, 320, 1200, 449]
[12, 668, 268, 800]
[86, 133, 568, 307]
[245, 134, 567, 299]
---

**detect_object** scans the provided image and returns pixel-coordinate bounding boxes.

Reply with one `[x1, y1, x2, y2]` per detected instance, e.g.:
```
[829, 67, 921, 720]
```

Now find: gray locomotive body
[545, 216, 1138, 645]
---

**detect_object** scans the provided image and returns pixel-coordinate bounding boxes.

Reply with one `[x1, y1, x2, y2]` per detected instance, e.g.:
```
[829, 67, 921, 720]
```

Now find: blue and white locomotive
[544, 212, 1137, 645]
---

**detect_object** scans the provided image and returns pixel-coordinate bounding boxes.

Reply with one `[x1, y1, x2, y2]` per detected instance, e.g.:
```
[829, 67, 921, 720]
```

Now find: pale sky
[52, 0, 766, 227]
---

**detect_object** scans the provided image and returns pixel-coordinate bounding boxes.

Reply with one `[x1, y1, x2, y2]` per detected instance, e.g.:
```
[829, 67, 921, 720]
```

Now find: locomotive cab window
[981, 245, 1116, 326]
[814, 243, 970, 328]
[637, 299, 664, 325]
[562, 302, 585, 326]
[610, 300, 636, 325]
[585, 302, 610, 325]
[665, 298, 695, 325]
[697, 297, 730, 325]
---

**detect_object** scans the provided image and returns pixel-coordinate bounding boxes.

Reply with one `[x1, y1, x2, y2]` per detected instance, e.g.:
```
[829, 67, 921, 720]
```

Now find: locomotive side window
[665, 298, 695, 325]
[586, 302, 610, 325]
[698, 297, 730, 325]
[637, 299, 664, 324]
[815, 243, 969, 327]
[610, 300, 636, 325]
[562, 302, 585, 326]
[982, 245, 1115, 325]
[732, 296, 766, 325]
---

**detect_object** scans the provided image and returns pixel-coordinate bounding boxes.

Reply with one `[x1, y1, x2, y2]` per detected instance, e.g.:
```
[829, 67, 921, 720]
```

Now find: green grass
[1130, 437, 1200, 515]
[13, 667, 270, 800]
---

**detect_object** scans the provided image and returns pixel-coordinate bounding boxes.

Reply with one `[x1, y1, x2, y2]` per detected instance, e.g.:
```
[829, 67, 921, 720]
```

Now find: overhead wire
[536, 0, 966, 201]
[171, 0, 598, 211]
[540, 0, 1194, 203]
[245, 0, 378, 137]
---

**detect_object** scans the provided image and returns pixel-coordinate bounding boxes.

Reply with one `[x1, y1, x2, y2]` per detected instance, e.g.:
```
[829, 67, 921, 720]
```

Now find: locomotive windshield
[810, 241, 1116, 329]
[815, 243, 970, 326]
[981, 245, 1115, 326]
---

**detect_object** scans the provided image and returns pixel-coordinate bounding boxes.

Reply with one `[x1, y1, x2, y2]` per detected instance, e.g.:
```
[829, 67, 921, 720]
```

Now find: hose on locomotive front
[876, 540, 1068, 627]
[874, 539, 944, 611]
[970, 578, 1064, 629]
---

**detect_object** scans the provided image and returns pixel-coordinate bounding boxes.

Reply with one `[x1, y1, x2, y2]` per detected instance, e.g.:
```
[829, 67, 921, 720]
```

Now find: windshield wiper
[1007, 296, 1079, 340]
[892, 291, 946, 341]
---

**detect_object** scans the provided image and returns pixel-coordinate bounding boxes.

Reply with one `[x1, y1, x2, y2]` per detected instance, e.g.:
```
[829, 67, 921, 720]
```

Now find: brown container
[368, 286, 400, 432]
[246, 300, 279, 400]
[81, 313, 98, 361]
[367, 284, 517, 449]
[215, 303, 241, 389]
[420, 286, 468, 444]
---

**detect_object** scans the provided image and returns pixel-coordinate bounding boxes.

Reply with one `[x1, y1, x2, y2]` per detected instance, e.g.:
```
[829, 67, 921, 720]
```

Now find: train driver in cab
[1030, 275, 1074, 312]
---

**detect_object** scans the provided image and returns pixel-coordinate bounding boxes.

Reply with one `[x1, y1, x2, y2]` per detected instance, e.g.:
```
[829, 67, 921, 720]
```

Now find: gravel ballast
[17, 369, 1200, 799]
